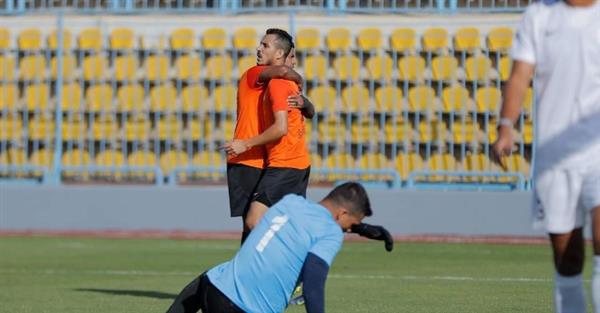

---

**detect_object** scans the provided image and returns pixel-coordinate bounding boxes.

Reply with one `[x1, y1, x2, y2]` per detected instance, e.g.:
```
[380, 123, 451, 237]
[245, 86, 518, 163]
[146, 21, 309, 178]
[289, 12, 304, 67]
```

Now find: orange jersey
[227, 65, 266, 169]
[261, 79, 311, 170]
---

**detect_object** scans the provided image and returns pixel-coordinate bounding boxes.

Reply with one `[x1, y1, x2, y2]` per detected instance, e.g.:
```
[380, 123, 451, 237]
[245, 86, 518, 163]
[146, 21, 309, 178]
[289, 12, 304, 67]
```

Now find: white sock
[554, 272, 586, 313]
[593, 256, 600, 313]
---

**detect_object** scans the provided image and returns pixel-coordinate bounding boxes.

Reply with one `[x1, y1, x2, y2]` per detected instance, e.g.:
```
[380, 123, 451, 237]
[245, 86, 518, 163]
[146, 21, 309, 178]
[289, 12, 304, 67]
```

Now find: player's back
[228, 65, 266, 168]
[207, 194, 343, 313]
[262, 79, 311, 169]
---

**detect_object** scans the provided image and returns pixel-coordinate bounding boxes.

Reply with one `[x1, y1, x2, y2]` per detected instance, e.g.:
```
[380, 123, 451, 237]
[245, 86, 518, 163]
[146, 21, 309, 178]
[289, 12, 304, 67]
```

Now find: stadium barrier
[1, 0, 532, 15]
[0, 15, 534, 190]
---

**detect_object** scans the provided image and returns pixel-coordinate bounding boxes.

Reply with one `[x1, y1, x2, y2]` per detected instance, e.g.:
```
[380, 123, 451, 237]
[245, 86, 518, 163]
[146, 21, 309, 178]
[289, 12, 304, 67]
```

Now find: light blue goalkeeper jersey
[207, 194, 343, 313]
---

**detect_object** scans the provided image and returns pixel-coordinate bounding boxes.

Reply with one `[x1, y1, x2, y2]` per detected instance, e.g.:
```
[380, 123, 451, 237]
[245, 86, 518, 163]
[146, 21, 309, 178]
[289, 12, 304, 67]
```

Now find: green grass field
[0, 236, 595, 313]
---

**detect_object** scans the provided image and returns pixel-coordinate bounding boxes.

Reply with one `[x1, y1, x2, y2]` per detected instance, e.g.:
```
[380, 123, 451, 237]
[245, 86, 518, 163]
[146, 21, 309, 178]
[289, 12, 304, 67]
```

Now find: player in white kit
[492, 0, 600, 312]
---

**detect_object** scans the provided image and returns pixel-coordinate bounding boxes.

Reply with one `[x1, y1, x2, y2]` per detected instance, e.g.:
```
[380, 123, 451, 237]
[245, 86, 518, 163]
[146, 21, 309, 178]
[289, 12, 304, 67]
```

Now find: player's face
[336, 210, 364, 232]
[284, 48, 296, 68]
[256, 34, 283, 66]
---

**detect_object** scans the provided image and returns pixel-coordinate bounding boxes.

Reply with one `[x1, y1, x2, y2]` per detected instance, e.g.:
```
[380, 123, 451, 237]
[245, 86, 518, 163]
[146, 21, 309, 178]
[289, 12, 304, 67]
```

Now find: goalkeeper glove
[350, 223, 394, 252]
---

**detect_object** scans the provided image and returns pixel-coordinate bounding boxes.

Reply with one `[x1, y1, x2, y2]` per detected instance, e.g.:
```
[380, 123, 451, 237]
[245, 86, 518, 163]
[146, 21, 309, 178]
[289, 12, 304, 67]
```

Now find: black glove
[350, 223, 394, 252]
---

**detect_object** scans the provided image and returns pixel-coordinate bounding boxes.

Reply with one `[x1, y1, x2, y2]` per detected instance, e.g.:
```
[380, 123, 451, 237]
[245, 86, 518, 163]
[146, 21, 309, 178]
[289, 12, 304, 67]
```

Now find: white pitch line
[0, 268, 568, 283]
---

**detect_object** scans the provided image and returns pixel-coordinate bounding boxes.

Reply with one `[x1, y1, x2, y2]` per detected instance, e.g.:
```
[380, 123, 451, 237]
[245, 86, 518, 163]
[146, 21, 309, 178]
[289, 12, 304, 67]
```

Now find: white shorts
[532, 168, 600, 234]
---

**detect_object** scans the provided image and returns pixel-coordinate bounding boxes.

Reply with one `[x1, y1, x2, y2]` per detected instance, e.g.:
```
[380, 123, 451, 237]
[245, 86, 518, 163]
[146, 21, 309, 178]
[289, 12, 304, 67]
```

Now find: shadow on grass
[75, 288, 177, 300]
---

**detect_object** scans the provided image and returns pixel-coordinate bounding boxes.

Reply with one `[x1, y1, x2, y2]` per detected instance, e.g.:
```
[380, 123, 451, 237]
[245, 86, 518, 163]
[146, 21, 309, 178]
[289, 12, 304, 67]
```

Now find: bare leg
[550, 228, 586, 313]
[244, 201, 269, 231]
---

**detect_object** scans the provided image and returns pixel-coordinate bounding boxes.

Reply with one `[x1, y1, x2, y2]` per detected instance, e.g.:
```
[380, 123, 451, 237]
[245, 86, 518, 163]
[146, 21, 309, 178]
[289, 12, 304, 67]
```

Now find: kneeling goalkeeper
[166, 182, 393, 313]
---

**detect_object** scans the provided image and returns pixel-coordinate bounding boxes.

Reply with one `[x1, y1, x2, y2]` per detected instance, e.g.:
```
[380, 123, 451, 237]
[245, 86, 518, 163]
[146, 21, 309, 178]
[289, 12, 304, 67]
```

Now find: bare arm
[288, 95, 316, 119]
[222, 110, 288, 156]
[257, 66, 303, 86]
[491, 60, 535, 167]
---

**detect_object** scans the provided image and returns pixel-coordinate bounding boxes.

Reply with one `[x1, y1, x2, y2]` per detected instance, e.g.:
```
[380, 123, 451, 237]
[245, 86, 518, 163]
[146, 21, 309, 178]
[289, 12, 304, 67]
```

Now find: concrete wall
[0, 185, 547, 237]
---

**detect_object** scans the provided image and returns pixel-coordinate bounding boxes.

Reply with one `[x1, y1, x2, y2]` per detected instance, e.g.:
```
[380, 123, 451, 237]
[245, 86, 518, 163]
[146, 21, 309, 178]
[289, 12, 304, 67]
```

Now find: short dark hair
[266, 28, 294, 57]
[323, 182, 372, 217]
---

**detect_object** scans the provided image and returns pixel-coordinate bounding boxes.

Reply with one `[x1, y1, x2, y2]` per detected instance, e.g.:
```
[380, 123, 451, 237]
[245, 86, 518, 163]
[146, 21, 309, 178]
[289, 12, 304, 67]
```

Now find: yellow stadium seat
[155, 115, 183, 141]
[95, 150, 126, 181]
[24, 83, 51, 111]
[205, 54, 233, 81]
[366, 54, 393, 81]
[182, 85, 209, 113]
[114, 55, 139, 81]
[0, 28, 10, 50]
[0, 55, 16, 81]
[127, 150, 158, 181]
[0, 116, 23, 141]
[333, 55, 361, 81]
[422, 27, 448, 53]
[78, 28, 102, 51]
[174, 54, 202, 81]
[213, 84, 236, 112]
[475, 86, 501, 113]
[117, 84, 146, 113]
[60, 83, 83, 112]
[451, 120, 481, 144]
[29, 148, 53, 177]
[326, 28, 351, 51]
[0, 84, 20, 111]
[186, 120, 206, 141]
[302, 55, 328, 81]
[374, 85, 403, 113]
[389, 28, 416, 53]
[522, 120, 534, 144]
[323, 152, 355, 181]
[309, 153, 323, 182]
[307, 85, 336, 112]
[462, 153, 489, 182]
[18, 28, 42, 51]
[220, 119, 235, 142]
[486, 117, 498, 143]
[395, 152, 424, 181]
[487, 27, 513, 53]
[431, 56, 458, 81]
[110, 28, 135, 50]
[61, 148, 91, 180]
[91, 115, 119, 141]
[408, 86, 435, 112]
[232, 27, 257, 51]
[296, 28, 321, 51]
[28, 115, 55, 141]
[86, 84, 114, 113]
[465, 56, 492, 82]
[357, 28, 383, 51]
[50, 54, 76, 80]
[145, 55, 170, 81]
[317, 120, 344, 142]
[48, 29, 72, 51]
[82, 55, 108, 81]
[416, 119, 448, 143]
[523, 87, 533, 117]
[160, 150, 189, 177]
[202, 28, 227, 50]
[384, 119, 413, 143]
[453, 27, 481, 53]
[498, 56, 512, 81]
[192, 151, 224, 180]
[426, 153, 458, 182]
[441, 85, 470, 113]
[358, 152, 390, 181]
[398, 56, 425, 82]
[19, 54, 46, 81]
[350, 122, 376, 143]
[507, 154, 530, 178]
[237, 55, 256, 75]
[0, 148, 27, 177]
[150, 84, 177, 112]
[60, 115, 87, 141]
[341, 85, 370, 113]
[170, 28, 195, 50]
[123, 115, 150, 142]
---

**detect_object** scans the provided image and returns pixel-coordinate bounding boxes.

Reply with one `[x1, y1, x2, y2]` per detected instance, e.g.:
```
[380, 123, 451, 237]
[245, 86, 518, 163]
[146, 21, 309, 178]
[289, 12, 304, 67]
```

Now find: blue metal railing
[1, 0, 532, 15]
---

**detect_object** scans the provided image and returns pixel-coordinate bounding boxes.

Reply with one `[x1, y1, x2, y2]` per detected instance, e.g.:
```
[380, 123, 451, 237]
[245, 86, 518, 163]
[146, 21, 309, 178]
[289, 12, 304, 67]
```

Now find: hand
[287, 94, 305, 109]
[491, 126, 514, 171]
[350, 223, 394, 252]
[219, 139, 250, 157]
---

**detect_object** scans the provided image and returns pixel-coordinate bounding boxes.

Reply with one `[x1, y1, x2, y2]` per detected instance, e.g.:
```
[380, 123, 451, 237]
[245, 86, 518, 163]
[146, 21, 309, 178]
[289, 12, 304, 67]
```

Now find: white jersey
[511, 0, 600, 174]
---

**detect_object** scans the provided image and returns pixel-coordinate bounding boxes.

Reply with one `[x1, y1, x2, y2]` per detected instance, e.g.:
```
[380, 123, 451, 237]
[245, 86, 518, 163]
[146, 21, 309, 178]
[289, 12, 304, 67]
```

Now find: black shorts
[166, 272, 244, 313]
[227, 164, 264, 217]
[253, 166, 310, 207]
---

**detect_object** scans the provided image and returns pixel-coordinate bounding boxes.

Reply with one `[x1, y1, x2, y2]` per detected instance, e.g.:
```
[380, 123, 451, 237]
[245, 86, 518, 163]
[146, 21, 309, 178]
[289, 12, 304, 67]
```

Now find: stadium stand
[0, 21, 533, 189]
